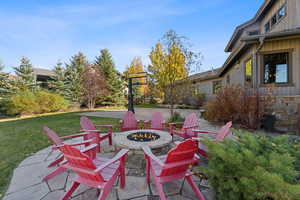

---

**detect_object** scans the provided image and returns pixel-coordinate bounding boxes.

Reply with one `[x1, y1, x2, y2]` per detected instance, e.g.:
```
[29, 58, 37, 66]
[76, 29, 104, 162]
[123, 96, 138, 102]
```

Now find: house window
[245, 58, 253, 85]
[278, 6, 286, 20]
[264, 22, 270, 33]
[212, 81, 222, 94]
[263, 52, 289, 84]
[271, 15, 277, 26]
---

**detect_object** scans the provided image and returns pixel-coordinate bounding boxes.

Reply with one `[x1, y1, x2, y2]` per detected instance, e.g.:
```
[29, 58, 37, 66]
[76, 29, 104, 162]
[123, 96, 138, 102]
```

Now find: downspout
[255, 36, 265, 128]
[255, 36, 265, 88]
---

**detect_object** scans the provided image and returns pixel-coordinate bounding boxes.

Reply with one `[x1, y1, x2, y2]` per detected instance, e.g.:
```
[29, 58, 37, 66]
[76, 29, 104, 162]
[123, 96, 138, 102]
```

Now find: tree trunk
[170, 86, 174, 117]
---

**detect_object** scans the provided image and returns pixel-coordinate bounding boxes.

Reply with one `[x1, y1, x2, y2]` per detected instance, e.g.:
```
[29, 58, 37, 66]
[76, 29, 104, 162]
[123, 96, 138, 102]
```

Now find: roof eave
[225, 0, 274, 52]
[241, 29, 300, 42]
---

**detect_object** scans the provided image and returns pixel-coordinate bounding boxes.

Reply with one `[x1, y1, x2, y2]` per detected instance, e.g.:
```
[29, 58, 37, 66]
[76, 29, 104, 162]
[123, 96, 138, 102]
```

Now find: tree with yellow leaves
[124, 57, 148, 103]
[149, 30, 202, 115]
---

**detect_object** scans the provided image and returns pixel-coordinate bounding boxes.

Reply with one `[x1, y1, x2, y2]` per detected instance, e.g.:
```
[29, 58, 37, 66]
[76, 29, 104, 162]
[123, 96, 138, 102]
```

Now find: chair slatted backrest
[182, 113, 199, 137]
[43, 127, 63, 146]
[59, 144, 104, 183]
[150, 112, 164, 130]
[160, 139, 198, 177]
[215, 121, 232, 141]
[122, 111, 138, 130]
[80, 116, 99, 140]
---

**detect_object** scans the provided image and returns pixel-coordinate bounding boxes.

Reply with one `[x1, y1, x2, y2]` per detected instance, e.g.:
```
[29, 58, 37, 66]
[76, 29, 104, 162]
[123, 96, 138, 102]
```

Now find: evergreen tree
[0, 61, 10, 97]
[94, 49, 124, 106]
[64, 52, 88, 105]
[49, 61, 66, 96]
[13, 57, 36, 91]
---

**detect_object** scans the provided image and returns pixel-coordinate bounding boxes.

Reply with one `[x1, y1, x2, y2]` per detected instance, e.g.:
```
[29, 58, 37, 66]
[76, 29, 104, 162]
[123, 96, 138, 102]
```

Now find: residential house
[180, 0, 300, 131]
[32, 68, 55, 88]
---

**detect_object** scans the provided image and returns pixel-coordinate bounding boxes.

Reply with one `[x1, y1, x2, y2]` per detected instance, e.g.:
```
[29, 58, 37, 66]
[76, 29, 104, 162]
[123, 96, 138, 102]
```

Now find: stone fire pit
[114, 129, 172, 151]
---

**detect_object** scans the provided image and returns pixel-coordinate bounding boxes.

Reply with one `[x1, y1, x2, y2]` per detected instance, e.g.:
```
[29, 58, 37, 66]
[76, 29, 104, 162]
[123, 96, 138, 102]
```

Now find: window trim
[265, 4, 287, 33]
[244, 57, 253, 87]
[260, 49, 293, 87]
[277, 5, 287, 20]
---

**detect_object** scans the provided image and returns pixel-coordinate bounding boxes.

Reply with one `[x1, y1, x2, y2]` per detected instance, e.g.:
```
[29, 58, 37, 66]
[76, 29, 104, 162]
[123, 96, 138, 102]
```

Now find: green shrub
[7, 91, 39, 115]
[6, 90, 69, 116]
[201, 132, 300, 200]
[35, 90, 69, 113]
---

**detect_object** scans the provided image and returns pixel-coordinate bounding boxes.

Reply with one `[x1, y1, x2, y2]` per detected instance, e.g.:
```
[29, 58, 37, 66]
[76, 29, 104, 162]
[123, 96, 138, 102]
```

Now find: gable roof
[186, 68, 221, 83]
[225, 0, 275, 52]
[32, 68, 55, 77]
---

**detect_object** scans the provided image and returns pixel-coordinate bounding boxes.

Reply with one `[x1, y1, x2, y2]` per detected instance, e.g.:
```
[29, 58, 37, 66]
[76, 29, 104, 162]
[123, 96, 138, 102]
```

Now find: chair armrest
[162, 158, 198, 169]
[80, 129, 101, 132]
[81, 144, 98, 153]
[55, 138, 94, 149]
[142, 146, 164, 167]
[60, 132, 89, 139]
[67, 138, 95, 147]
[192, 130, 218, 135]
[95, 149, 129, 172]
[81, 144, 98, 159]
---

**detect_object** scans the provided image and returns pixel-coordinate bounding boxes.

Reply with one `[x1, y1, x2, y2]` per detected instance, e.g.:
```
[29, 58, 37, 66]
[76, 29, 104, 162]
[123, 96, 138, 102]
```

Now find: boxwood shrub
[6, 90, 69, 116]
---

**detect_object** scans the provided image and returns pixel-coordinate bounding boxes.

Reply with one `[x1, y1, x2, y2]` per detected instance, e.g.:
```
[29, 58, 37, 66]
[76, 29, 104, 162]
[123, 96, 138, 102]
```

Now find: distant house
[176, 0, 300, 131]
[32, 68, 55, 82]
[32, 68, 55, 88]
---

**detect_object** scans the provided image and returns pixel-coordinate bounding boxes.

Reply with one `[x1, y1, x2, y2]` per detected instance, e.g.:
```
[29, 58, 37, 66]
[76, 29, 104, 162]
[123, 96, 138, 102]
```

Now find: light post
[126, 72, 148, 113]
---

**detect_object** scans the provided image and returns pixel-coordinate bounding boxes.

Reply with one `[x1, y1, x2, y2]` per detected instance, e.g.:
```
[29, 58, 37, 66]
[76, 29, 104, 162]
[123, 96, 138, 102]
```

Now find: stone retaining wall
[272, 95, 300, 133]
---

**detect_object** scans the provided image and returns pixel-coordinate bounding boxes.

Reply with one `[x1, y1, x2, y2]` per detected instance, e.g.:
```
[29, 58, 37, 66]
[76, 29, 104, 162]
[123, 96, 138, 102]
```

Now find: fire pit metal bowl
[127, 131, 160, 142]
[114, 129, 172, 151]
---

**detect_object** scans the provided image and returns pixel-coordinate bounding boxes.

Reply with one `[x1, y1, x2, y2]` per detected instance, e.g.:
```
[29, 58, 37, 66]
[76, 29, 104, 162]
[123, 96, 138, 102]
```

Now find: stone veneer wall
[272, 95, 300, 134]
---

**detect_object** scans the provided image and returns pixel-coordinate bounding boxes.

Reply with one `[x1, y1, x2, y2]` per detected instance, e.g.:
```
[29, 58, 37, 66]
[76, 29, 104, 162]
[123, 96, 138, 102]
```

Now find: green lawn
[0, 111, 120, 196]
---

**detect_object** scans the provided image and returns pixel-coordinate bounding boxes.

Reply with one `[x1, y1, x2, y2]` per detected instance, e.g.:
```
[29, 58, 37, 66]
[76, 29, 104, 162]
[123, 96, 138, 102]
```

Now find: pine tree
[0, 61, 10, 97]
[13, 57, 36, 91]
[49, 61, 66, 96]
[64, 52, 88, 105]
[94, 49, 124, 106]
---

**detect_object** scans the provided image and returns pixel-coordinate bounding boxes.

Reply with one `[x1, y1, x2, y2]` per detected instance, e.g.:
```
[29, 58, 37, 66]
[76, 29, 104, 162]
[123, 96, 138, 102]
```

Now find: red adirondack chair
[80, 116, 113, 153]
[144, 112, 166, 130]
[169, 113, 199, 139]
[193, 121, 232, 157]
[119, 111, 140, 131]
[143, 139, 205, 200]
[42, 127, 97, 182]
[59, 144, 129, 200]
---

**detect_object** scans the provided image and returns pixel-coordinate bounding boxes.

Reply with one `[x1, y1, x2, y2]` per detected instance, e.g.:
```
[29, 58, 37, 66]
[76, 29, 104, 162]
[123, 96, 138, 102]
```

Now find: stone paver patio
[4, 108, 219, 200]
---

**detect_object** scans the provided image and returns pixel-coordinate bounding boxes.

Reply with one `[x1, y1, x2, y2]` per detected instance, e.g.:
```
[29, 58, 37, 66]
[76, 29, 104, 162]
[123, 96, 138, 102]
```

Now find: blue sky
[0, 0, 264, 73]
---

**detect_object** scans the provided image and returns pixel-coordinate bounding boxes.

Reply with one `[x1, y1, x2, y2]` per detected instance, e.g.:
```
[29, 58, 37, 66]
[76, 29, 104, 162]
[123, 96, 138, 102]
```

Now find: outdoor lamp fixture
[126, 72, 148, 113]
